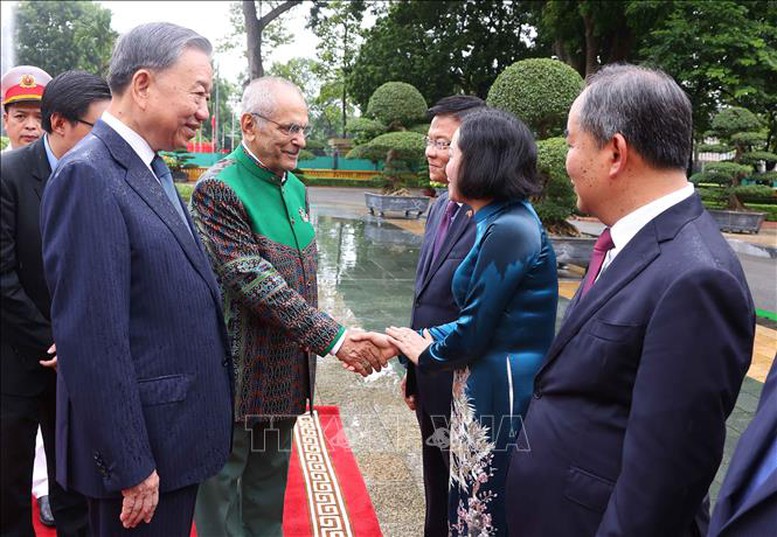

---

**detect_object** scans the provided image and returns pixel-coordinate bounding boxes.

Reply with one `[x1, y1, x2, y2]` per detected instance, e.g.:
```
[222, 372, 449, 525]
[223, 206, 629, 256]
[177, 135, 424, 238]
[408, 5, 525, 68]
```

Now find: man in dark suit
[40, 23, 233, 536]
[1, 69, 110, 536]
[407, 95, 483, 536]
[506, 64, 755, 536]
[708, 358, 777, 536]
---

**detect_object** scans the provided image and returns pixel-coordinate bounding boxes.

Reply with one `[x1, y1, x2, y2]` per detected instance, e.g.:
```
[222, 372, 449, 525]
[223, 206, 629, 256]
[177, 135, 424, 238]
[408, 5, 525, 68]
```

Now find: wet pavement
[307, 187, 775, 535]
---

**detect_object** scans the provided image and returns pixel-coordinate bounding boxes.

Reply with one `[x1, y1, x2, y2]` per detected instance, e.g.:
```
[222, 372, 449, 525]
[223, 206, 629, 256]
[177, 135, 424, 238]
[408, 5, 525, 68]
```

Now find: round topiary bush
[366, 81, 428, 129]
[533, 137, 579, 235]
[487, 58, 583, 139]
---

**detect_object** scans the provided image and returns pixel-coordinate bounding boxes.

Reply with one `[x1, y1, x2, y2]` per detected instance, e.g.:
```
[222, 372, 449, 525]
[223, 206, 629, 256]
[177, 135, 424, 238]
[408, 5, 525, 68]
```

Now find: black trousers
[1, 388, 89, 537]
[87, 484, 198, 537]
[416, 404, 451, 537]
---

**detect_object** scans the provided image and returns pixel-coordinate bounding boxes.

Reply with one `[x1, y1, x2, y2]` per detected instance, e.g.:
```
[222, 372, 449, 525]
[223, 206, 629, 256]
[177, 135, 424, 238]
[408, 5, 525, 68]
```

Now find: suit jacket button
[533, 390, 542, 399]
[222, 358, 229, 367]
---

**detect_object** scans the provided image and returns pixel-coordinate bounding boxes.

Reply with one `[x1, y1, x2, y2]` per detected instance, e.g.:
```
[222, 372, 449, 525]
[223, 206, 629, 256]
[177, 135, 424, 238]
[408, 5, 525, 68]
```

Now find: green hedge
[175, 183, 194, 203]
[366, 81, 428, 128]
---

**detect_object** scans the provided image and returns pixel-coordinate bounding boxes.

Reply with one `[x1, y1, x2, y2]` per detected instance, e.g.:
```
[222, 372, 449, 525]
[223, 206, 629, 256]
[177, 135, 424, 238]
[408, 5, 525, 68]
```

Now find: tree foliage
[534, 137, 578, 232]
[632, 0, 777, 149]
[15, 0, 117, 76]
[487, 58, 583, 139]
[348, 0, 547, 111]
[531, 0, 637, 78]
[691, 105, 776, 209]
[308, 0, 366, 137]
[241, 0, 302, 79]
[366, 81, 427, 129]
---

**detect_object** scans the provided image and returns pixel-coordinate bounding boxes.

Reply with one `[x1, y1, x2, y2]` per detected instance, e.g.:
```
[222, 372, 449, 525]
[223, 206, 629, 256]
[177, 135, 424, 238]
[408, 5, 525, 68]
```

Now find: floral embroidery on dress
[449, 367, 497, 536]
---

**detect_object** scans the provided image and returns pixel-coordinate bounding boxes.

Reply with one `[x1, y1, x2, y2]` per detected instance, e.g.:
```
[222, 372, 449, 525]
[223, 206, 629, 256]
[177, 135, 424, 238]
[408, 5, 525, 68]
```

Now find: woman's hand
[385, 326, 433, 365]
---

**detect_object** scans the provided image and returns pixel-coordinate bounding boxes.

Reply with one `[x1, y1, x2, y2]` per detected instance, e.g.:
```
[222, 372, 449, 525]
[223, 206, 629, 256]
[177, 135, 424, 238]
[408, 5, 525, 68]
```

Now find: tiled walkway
[308, 188, 775, 535]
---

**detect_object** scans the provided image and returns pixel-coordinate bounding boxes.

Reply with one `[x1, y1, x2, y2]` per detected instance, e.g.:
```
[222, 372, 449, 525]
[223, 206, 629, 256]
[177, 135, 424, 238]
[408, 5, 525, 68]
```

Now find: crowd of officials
[1, 20, 775, 537]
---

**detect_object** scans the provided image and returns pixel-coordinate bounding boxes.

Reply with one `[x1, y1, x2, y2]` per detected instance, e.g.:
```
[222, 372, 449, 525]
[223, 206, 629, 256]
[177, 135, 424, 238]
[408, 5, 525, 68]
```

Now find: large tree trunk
[582, 11, 599, 78]
[242, 0, 301, 80]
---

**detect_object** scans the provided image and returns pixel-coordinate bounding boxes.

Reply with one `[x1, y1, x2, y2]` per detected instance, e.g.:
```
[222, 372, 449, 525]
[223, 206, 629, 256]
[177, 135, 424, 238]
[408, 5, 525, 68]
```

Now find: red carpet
[34, 406, 381, 536]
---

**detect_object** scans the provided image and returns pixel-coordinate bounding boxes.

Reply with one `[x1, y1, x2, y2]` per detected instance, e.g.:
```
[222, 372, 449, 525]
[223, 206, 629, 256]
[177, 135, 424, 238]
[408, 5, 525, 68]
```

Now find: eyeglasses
[251, 112, 311, 137]
[76, 118, 95, 127]
[424, 136, 451, 151]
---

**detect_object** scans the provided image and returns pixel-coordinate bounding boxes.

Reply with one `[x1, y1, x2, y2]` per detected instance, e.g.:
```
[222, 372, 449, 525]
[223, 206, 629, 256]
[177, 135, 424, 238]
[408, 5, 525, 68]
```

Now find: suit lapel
[720, 382, 777, 531]
[539, 195, 704, 376]
[29, 138, 52, 200]
[417, 204, 471, 299]
[92, 122, 220, 301]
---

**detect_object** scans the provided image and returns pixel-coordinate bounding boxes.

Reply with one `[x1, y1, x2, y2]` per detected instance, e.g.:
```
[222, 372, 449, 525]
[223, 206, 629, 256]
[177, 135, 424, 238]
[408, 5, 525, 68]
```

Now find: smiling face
[142, 48, 212, 151]
[425, 114, 461, 184]
[244, 91, 308, 176]
[3, 102, 43, 149]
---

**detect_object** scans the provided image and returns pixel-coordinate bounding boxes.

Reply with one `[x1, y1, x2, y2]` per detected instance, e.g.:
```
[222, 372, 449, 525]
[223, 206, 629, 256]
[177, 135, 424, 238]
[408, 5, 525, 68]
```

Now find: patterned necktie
[432, 201, 458, 261]
[581, 227, 614, 296]
[151, 155, 192, 235]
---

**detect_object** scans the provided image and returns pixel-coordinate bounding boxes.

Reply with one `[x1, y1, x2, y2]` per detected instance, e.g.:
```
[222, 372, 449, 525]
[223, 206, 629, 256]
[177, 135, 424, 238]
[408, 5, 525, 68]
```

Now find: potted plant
[347, 81, 431, 218]
[160, 150, 195, 182]
[691, 107, 776, 233]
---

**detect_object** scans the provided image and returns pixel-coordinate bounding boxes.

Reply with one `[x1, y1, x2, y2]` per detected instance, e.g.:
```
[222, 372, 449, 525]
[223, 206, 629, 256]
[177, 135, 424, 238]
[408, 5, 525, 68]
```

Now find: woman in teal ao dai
[387, 109, 558, 536]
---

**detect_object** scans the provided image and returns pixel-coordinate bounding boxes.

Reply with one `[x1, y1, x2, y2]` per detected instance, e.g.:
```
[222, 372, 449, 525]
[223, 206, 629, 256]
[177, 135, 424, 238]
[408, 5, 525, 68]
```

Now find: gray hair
[107, 22, 212, 94]
[579, 64, 692, 170]
[241, 76, 305, 119]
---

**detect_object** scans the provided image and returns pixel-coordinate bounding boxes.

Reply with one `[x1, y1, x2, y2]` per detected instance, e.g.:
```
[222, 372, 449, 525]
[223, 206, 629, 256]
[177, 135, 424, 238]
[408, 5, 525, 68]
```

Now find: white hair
[241, 76, 305, 119]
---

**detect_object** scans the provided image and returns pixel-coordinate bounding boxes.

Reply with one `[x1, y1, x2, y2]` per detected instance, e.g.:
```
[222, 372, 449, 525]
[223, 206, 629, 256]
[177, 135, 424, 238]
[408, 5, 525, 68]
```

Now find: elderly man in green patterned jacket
[190, 76, 384, 536]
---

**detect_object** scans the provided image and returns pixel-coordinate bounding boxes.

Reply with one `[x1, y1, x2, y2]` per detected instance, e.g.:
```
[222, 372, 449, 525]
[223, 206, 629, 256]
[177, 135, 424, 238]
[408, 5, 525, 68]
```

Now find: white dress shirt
[600, 183, 695, 276]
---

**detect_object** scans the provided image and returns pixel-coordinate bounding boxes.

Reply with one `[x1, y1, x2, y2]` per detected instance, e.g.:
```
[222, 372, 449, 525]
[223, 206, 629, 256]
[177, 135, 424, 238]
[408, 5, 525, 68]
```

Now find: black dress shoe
[38, 495, 56, 527]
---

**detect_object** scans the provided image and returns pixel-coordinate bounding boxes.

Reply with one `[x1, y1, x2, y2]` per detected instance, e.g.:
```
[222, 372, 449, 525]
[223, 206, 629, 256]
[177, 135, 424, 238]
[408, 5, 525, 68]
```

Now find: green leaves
[366, 82, 427, 129]
[487, 59, 583, 139]
[15, 0, 117, 76]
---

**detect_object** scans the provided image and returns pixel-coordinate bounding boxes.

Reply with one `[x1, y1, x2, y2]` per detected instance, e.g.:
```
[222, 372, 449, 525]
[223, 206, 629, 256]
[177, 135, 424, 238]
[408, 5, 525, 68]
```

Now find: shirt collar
[241, 141, 287, 184]
[610, 183, 695, 251]
[42, 134, 58, 172]
[101, 111, 156, 171]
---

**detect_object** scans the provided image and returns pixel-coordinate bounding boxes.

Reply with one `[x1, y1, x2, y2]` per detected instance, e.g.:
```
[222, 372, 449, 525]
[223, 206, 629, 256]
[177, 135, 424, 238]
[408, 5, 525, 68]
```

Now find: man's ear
[50, 112, 67, 136]
[240, 113, 256, 140]
[130, 69, 153, 110]
[608, 133, 629, 177]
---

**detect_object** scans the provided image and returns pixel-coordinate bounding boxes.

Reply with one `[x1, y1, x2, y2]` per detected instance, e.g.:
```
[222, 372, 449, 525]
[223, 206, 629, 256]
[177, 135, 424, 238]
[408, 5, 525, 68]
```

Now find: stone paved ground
[307, 187, 775, 536]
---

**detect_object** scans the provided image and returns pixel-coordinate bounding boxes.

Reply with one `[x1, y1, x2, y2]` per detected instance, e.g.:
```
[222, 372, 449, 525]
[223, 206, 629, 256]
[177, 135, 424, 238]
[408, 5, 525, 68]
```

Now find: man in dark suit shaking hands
[407, 95, 483, 536]
[506, 64, 755, 536]
[40, 23, 233, 536]
[1, 69, 110, 536]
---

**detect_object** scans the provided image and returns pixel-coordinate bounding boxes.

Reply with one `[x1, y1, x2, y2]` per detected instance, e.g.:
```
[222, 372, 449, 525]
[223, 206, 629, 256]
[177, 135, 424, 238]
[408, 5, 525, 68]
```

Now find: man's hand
[400, 375, 416, 411]
[120, 470, 159, 529]
[39, 343, 57, 370]
[349, 331, 399, 364]
[385, 326, 433, 365]
[335, 330, 387, 377]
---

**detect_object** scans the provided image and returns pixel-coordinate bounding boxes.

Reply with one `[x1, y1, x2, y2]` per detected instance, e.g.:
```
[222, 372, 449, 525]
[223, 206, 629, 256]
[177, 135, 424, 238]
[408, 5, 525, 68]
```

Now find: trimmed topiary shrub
[366, 81, 428, 129]
[346, 117, 388, 145]
[347, 131, 426, 193]
[693, 106, 777, 210]
[487, 58, 583, 139]
[533, 137, 579, 235]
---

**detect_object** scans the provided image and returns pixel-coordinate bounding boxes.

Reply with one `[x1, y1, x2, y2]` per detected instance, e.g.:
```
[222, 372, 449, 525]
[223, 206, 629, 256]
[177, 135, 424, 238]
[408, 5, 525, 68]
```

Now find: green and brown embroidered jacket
[190, 145, 344, 422]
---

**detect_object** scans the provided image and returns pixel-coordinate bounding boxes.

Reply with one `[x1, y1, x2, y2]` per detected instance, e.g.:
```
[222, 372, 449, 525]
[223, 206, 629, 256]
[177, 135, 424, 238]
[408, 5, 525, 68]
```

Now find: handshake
[333, 327, 434, 377]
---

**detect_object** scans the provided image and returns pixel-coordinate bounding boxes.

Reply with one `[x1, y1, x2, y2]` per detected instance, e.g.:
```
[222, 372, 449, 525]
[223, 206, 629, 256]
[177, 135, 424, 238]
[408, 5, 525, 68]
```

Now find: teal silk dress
[417, 199, 558, 536]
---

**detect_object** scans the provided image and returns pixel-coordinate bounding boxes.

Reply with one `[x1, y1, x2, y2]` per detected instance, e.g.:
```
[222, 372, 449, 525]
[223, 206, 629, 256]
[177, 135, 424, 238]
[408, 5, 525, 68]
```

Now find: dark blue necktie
[151, 155, 192, 236]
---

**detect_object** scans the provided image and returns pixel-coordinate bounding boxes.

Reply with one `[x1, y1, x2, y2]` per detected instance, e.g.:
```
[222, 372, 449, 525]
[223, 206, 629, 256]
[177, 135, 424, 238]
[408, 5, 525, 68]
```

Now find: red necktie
[581, 228, 614, 296]
[432, 201, 458, 261]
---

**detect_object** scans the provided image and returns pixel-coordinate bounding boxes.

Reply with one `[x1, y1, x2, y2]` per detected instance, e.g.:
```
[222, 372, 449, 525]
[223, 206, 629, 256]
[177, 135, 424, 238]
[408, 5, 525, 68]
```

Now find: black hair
[41, 70, 111, 133]
[456, 108, 540, 201]
[428, 94, 486, 121]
